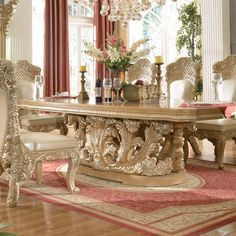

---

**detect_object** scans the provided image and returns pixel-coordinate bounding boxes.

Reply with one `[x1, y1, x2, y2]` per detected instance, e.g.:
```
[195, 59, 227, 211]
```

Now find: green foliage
[195, 79, 203, 96]
[176, 2, 202, 63]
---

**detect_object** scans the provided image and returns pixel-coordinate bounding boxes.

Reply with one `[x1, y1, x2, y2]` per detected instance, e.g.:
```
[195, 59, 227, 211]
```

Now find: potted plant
[176, 1, 202, 98]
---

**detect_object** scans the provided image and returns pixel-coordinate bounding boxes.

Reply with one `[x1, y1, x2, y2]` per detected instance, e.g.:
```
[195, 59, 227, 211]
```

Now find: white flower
[107, 46, 121, 63]
[84, 36, 151, 71]
[84, 42, 105, 62]
[130, 39, 148, 52]
[129, 48, 151, 63]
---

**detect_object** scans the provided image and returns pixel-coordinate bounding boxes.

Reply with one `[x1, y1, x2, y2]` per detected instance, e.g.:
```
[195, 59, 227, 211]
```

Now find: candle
[154, 56, 163, 64]
[80, 65, 87, 72]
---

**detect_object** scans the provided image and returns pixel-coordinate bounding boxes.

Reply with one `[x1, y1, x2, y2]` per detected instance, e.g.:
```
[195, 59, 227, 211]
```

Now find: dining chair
[0, 59, 80, 207]
[194, 55, 236, 169]
[165, 57, 202, 160]
[15, 60, 68, 135]
[127, 58, 156, 84]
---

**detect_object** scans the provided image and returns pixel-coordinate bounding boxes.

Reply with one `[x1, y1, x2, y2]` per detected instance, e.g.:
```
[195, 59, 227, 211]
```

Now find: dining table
[17, 97, 224, 186]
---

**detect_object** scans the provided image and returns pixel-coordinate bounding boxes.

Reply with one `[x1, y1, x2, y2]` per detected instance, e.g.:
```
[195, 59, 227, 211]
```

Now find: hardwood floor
[0, 139, 235, 236]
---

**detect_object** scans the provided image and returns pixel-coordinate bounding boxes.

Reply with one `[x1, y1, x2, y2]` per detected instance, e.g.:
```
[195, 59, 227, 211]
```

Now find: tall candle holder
[77, 70, 89, 100]
[154, 62, 164, 101]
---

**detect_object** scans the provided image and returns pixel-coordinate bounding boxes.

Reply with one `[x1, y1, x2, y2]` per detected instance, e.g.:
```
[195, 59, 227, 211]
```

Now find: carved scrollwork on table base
[68, 114, 186, 186]
[79, 165, 186, 186]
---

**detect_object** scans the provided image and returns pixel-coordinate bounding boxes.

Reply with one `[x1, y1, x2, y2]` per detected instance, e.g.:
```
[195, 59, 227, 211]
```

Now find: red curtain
[44, 0, 69, 97]
[94, 0, 115, 78]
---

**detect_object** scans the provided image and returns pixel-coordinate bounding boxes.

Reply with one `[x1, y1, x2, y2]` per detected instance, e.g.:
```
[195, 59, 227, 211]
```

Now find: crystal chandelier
[85, 0, 177, 27]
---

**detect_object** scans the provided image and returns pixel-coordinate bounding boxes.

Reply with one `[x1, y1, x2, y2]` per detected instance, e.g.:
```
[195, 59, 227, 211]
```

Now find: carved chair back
[213, 55, 236, 80]
[14, 60, 41, 99]
[165, 57, 200, 99]
[213, 55, 236, 101]
[0, 59, 20, 173]
[128, 58, 156, 84]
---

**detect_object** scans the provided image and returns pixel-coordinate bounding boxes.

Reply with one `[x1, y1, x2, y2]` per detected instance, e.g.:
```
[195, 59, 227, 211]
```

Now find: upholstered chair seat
[15, 60, 68, 134]
[21, 132, 77, 151]
[194, 55, 236, 169]
[195, 118, 236, 169]
[196, 118, 236, 131]
[20, 114, 66, 133]
[0, 59, 80, 208]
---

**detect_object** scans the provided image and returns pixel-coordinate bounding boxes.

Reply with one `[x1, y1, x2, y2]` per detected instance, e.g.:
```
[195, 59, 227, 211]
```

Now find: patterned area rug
[1, 160, 236, 236]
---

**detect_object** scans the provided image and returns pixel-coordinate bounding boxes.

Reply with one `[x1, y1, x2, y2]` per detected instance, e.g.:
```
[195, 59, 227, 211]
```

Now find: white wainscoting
[201, 0, 230, 101]
[7, 0, 32, 62]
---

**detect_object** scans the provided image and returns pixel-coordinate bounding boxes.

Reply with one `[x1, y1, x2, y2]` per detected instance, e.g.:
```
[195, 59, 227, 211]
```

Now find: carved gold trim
[0, 0, 19, 34]
[0, 0, 19, 58]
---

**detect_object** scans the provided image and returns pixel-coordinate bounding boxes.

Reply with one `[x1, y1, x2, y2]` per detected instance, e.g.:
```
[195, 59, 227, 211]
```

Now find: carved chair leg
[7, 174, 20, 208]
[35, 161, 43, 184]
[188, 136, 201, 155]
[183, 138, 189, 163]
[207, 138, 217, 161]
[215, 139, 226, 170]
[66, 152, 80, 193]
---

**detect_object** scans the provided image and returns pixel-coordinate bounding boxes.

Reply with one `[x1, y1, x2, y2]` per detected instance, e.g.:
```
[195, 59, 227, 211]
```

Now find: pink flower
[110, 35, 117, 45]
[119, 45, 127, 53]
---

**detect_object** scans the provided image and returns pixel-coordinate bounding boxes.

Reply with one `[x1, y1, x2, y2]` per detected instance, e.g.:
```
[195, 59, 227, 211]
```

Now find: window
[68, 0, 95, 96]
[128, 0, 192, 93]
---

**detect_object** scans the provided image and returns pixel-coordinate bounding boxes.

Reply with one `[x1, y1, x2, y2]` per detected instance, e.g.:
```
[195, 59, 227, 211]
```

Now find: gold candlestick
[154, 62, 164, 101]
[77, 71, 89, 100]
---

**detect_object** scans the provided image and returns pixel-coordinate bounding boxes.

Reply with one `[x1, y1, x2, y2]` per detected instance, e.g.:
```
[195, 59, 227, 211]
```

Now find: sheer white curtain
[128, 0, 192, 93]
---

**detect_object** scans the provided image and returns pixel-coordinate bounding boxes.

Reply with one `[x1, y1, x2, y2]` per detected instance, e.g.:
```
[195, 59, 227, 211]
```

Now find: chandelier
[85, 0, 177, 27]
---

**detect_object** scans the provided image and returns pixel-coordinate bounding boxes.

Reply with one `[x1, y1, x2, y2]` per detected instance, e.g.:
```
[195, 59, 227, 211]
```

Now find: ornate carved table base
[68, 115, 186, 186]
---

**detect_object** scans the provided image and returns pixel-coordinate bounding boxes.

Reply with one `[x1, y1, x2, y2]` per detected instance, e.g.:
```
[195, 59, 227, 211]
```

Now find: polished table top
[17, 98, 224, 122]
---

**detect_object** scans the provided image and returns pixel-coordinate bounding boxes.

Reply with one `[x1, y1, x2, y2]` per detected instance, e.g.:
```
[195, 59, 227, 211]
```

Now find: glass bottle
[103, 78, 112, 103]
[95, 76, 103, 103]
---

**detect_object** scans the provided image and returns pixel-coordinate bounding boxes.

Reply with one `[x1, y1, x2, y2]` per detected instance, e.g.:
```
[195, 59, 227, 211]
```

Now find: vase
[108, 69, 126, 82]
[108, 69, 119, 79]
[119, 70, 126, 83]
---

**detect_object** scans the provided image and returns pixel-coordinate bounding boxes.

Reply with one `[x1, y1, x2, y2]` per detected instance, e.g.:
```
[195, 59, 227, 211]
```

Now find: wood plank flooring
[0, 139, 236, 236]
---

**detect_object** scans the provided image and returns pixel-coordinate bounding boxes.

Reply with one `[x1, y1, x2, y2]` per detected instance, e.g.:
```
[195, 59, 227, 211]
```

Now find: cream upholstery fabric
[20, 114, 65, 126]
[21, 132, 77, 151]
[16, 80, 35, 99]
[196, 118, 236, 131]
[165, 57, 200, 99]
[0, 91, 7, 149]
[19, 129, 30, 134]
[170, 80, 195, 100]
[218, 79, 236, 101]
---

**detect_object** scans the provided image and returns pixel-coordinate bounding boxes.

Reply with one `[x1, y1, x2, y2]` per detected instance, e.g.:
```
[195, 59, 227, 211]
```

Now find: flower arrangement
[84, 34, 151, 72]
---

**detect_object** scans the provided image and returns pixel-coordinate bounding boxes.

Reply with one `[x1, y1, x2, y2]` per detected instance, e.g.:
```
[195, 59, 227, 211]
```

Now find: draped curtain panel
[44, 0, 69, 97]
[94, 0, 115, 78]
